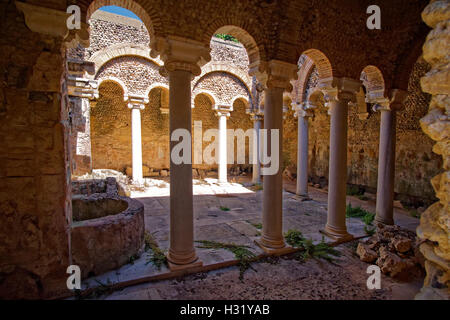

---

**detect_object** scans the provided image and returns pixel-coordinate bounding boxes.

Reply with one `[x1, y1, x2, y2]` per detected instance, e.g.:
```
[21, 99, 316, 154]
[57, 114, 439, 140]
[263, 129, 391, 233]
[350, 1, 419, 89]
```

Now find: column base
[167, 249, 198, 266]
[293, 194, 311, 201]
[167, 259, 203, 272]
[374, 215, 394, 226]
[254, 239, 296, 256]
[257, 235, 286, 250]
[321, 224, 354, 242]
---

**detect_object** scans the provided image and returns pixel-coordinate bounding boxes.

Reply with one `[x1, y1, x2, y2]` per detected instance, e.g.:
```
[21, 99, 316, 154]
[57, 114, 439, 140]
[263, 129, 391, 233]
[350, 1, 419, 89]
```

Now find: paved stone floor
[81, 176, 422, 300]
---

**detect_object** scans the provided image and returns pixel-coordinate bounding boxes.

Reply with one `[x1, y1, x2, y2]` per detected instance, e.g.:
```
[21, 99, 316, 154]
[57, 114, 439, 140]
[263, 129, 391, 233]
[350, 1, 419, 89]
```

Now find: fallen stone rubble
[356, 224, 425, 280]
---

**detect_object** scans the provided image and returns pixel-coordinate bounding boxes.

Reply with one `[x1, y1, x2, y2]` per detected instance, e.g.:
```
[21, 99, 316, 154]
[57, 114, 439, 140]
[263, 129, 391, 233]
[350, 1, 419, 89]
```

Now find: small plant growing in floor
[220, 206, 230, 211]
[284, 229, 341, 263]
[253, 183, 263, 191]
[128, 254, 139, 265]
[410, 209, 420, 218]
[346, 204, 376, 235]
[249, 222, 262, 229]
[196, 240, 256, 280]
[144, 232, 168, 270]
[358, 195, 369, 201]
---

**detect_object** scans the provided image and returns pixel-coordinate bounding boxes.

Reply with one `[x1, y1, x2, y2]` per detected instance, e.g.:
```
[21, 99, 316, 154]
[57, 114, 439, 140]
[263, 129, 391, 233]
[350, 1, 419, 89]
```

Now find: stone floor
[79, 176, 422, 300]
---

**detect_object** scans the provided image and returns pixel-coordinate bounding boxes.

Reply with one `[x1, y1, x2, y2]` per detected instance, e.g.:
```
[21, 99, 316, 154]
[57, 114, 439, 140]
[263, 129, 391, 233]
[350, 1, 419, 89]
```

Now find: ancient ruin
[0, 0, 448, 301]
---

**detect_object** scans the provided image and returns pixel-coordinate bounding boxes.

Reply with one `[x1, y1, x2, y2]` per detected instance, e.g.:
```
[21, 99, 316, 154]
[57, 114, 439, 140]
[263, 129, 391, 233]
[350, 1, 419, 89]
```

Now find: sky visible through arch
[99, 5, 142, 21]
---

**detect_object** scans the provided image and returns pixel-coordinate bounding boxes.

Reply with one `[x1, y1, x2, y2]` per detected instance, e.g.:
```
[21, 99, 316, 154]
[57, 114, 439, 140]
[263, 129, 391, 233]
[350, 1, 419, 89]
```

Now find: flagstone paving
[80, 177, 421, 300]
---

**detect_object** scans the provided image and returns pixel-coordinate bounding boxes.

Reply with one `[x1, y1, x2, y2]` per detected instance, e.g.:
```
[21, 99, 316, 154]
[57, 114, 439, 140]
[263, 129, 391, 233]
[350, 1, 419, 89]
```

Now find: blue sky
[99, 5, 142, 21]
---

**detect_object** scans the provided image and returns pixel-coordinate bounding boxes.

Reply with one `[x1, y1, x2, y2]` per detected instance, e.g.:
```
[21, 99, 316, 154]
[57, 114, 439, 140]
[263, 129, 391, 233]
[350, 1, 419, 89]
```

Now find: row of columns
[290, 80, 408, 240]
[72, 36, 408, 266]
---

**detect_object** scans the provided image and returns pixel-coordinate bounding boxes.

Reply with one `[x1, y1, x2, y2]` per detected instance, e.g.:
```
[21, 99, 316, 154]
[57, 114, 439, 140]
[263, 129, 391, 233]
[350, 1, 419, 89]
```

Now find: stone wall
[0, 2, 71, 299]
[415, 0, 450, 300]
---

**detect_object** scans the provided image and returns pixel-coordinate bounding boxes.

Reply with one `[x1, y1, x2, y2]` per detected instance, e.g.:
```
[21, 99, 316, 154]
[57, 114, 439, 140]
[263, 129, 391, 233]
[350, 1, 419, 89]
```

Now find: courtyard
[76, 176, 421, 300]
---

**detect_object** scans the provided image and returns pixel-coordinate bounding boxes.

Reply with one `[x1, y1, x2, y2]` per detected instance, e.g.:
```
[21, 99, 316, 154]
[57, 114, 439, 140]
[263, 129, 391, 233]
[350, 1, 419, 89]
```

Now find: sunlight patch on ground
[131, 178, 254, 198]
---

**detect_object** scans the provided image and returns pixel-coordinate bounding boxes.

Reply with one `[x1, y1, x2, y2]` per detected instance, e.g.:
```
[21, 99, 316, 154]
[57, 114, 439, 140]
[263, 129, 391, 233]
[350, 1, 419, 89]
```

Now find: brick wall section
[96, 56, 165, 96]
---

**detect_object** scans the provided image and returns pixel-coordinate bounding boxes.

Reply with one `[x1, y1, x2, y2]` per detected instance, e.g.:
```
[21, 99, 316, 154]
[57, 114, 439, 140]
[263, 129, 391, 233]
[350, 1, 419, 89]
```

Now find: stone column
[373, 90, 407, 225]
[157, 36, 211, 269]
[320, 77, 361, 241]
[127, 95, 148, 183]
[251, 113, 263, 184]
[214, 106, 232, 183]
[257, 60, 298, 253]
[292, 102, 314, 198]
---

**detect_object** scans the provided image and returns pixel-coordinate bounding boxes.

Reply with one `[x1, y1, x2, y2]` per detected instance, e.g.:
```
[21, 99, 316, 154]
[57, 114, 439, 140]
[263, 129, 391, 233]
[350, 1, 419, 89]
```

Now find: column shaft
[218, 113, 227, 183]
[325, 99, 351, 239]
[375, 110, 396, 225]
[252, 118, 262, 184]
[168, 69, 196, 265]
[296, 115, 309, 196]
[261, 87, 285, 249]
[131, 107, 143, 182]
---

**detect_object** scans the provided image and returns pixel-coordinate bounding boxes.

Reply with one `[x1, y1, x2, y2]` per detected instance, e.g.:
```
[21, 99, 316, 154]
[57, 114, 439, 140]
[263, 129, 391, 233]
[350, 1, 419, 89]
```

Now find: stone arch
[89, 43, 163, 74]
[193, 72, 251, 107]
[193, 62, 252, 98]
[301, 49, 333, 81]
[360, 65, 386, 102]
[231, 95, 250, 111]
[203, 23, 263, 76]
[145, 83, 169, 98]
[85, 0, 161, 44]
[292, 54, 316, 104]
[192, 90, 219, 108]
[97, 76, 129, 100]
[146, 83, 169, 114]
[95, 55, 166, 96]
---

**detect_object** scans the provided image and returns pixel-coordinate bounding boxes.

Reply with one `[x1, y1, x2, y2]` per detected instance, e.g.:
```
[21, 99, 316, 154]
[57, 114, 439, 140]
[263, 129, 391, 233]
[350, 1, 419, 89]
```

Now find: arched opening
[90, 80, 130, 172]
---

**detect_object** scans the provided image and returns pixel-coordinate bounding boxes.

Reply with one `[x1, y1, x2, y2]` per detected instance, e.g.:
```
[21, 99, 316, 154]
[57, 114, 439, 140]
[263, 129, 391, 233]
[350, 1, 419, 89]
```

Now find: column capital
[214, 105, 232, 117]
[258, 60, 298, 92]
[127, 94, 148, 110]
[155, 36, 211, 77]
[319, 77, 362, 105]
[372, 89, 408, 112]
[292, 102, 314, 118]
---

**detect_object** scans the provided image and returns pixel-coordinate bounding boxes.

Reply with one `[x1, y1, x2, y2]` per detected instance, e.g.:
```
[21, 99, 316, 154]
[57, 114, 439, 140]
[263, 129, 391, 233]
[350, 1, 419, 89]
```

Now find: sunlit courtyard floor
[80, 176, 422, 300]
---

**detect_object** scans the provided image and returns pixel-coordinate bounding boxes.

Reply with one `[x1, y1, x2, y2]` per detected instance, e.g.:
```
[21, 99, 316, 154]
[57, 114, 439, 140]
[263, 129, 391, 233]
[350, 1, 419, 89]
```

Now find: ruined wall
[415, 0, 450, 300]
[0, 2, 71, 299]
